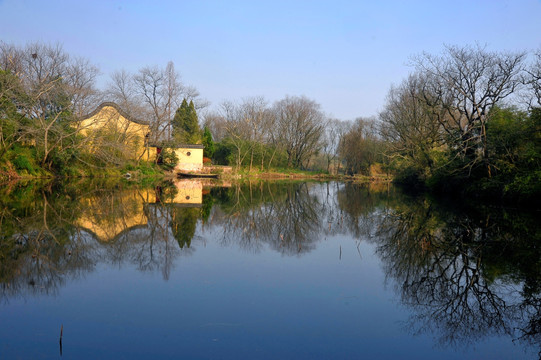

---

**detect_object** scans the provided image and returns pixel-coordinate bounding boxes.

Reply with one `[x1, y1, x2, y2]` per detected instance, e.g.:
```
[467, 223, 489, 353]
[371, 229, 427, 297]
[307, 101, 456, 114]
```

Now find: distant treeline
[1, 42, 540, 203]
[203, 45, 540, 203]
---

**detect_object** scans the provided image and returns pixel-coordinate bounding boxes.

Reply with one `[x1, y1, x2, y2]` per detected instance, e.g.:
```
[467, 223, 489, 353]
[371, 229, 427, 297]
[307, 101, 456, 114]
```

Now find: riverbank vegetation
[1, 42, 539, 204]
[379, 45, 540, 204]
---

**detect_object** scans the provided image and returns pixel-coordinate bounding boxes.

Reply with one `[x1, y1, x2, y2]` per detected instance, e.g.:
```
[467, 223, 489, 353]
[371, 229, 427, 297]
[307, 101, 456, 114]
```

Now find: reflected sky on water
[0, 179, 539, 359]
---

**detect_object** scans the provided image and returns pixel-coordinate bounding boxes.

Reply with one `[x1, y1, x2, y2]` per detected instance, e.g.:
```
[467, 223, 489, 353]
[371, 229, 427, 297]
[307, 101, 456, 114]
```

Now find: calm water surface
[0, 179, 539, 359]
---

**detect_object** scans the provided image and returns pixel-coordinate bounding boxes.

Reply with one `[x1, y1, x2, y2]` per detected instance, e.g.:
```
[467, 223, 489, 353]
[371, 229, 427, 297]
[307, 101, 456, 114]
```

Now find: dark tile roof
[149, 143, 204, 149]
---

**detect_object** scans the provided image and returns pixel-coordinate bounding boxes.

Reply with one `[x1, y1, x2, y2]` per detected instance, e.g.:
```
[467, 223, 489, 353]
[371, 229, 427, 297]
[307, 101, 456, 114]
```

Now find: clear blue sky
[1, 0, 540, 120]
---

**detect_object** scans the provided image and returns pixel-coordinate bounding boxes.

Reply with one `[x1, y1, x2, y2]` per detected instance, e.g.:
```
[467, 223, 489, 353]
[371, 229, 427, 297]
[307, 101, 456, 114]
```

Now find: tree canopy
[172, 99, 201, 144]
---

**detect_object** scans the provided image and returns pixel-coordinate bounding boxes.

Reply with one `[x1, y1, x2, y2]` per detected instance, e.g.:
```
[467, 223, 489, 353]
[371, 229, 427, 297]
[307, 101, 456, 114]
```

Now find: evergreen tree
[171, 98, 188, 141]
[186, 100, 200, 142]
[202, 127, 215, 158]
[171, 99, 201, 143]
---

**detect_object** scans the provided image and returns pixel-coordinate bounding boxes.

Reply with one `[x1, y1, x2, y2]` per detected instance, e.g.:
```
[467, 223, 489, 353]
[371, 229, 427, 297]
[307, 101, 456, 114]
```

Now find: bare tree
[201, 111, 228, 142]
[108, 62, 205, 146]
[133, 64, 174, 143]
[322, 118, 348, 174]
[65, 56, 101, 117]
[273, 95, 325, 169]
[0, 42, 99, 168]
[525, 48, 541, 108]
[240, 96, 273, 170]
[0, 41, 24, 76]
[413, 44, 526, 176]
[339, 117, 381, 175]
[106, 69, 143, 118]
[0, 61, 27, 159]
[220, 100, 252, 169]
[216, 97, 275, 170]
[379, 73, 445, 176]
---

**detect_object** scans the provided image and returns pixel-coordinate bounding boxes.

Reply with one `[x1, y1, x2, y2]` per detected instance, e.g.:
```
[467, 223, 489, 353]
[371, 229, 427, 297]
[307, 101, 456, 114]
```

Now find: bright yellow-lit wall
[174, 148, 203, 171]
[80, 104, 152, 161]
[148, 146, 157, 161]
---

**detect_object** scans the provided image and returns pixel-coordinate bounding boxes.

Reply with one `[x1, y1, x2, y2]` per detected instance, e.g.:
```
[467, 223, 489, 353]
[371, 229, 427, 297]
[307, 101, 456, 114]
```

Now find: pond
[0, 179, 539, 359]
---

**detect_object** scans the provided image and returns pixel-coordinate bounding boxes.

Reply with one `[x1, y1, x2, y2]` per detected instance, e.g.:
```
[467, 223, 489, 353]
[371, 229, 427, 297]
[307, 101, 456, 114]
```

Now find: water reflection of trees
[203, 180, 396, 255]
[206, 181, 325, 255]
[0, 179, 398, 300]
[335, 182, 395, 239]
[0, 181, 100, 300]
[0, 180, 193, 300]
[3, 178, 539, 357]
[375, 198, 541, 355]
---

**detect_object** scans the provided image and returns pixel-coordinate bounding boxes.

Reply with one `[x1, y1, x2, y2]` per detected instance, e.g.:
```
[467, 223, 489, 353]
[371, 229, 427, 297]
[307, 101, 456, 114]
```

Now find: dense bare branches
[0, 42, 99, 168]
[240, 96, 274, 170]
[205, 95, 326, 170]
[106, 69, 142, 117]
[106, 62, 204, 145]
[339, 117, 382, 175]
[0, 42, 24, 76]
[525, 49, 541, 107]
[413, 45, 526, 173]
[201, 111, 227, 142]
[321, 118, 348, 174]
[273, 95, 326, 168]
[133, 64, 176, 142]
[0, 67, 27, 159]
[379, 73, 445, 175]
[65, 56, 100, 117]
[219, 97, 269, 169]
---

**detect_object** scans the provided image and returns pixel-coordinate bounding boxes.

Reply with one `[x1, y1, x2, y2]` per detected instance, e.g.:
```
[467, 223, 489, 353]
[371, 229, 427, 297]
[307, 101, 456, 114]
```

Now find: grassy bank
[224, 167, 393, 182]
[0, 157, 166, 183]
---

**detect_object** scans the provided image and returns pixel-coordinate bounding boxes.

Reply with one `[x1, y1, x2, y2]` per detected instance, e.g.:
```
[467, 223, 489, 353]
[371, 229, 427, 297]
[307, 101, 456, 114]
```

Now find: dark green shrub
[12, 155, 35, 175]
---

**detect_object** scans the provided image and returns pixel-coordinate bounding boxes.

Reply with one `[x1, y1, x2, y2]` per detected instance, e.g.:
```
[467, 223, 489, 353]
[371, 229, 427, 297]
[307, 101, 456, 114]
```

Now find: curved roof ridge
[81, 102, 150, 125]
[78, 224, 149, 244]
